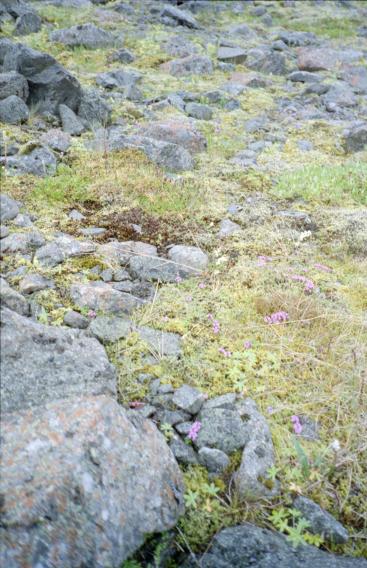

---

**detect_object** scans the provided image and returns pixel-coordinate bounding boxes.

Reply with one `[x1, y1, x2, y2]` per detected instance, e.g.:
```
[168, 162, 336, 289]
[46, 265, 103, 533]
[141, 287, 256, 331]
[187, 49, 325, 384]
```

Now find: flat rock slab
[196, 408, 249, 454]
[70, 282, 144, 315]
[191, 524, 366, 568]
[0, 307, 116, 413]
[0, 395, 184, 568]
[50, 23, 117, 49]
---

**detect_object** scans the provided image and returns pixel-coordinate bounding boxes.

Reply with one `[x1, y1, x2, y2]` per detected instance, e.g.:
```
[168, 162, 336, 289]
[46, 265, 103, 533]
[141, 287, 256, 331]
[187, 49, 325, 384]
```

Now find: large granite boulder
[0, 307, 116, 413]
[0, 395, 184, 567]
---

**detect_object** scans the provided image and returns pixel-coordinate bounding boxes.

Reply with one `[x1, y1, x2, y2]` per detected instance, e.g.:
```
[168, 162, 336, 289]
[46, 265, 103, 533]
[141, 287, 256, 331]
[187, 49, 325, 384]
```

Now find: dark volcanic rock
[0, 395, 184, 567]
[0, 71, 28, 100]
[50, 23, 117, 49]
[0, 94, 29, 124]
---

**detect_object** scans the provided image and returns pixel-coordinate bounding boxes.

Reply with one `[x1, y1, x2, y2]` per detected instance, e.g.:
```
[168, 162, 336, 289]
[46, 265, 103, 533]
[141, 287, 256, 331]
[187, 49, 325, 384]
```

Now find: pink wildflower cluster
[187, 421, 201, 441]
[291, 415, 303, 435]
[219, 347, 232, 357]
[244, 340, 252, 349]
[208, 313, 220, 334]
[264, 311, 289, 325]
[88, 310, 96, 319]
[129, 401, 144, 409]
[290, 274, 315, 293]
[175, 274, 182, 283]
[198, 282, 206, 289]
[258, 255, 272, 267]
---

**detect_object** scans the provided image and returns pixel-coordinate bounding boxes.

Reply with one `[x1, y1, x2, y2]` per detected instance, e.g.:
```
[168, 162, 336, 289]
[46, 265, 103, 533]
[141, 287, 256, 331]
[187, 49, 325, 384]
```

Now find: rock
[172, 384, 206, 414]
[168, 245, 209, 274]
[196, 407, 249, 454]
[293, 496, 349, 544]
[0, 225, 10, 238]
[340, 65, 367, 94]
[98, 240, 158, 265]
[89, 315, 132, 342]
[192, 524, 366, 568]
[0, 230, 45, 254]
[129, 255, 181, 282]
[161, 5, 199, 28]
[161, 55, 213, 77]
[141, 119, 207, 153]
[0, 71, 28, 100]
[235, 398, 278, 500]
[162, 35, 198, 58]
[170, 434, 199, 465]
[14, 11, 42, 35]
[344, 122, 367, 152]
[13, 213, 33, 228]
[202, 393, 237, 411]
[288, 71, 321, 83]
[77, 88, 112, 127]
[185, 102, 213, 120]
[278, 31, 318, 47]
[107, 48, 135, 64]
[198, 447, 230, 475]
[96, 68, 141, 90]
[4, 145, 57, 176]
[229, 23, 257, 38]
[217, 46, 247, 64]
[68, 209, 85, 221]
[155, 408, 189, 426]
[0, 307, 116, 413]
[63, 309, 89, 329]
[0, 0, 32, 19]
[138, 326, 182, 357]
[0, 277, 29, 316]
[0, 194, 19, 222]
[246, 47, 287, 75]
[70, 282, 144, 315]
[297, 47, 362, 72]
[80, 227, 106, 237]
[229, 71, 268, 88]
[35, 234, 95, 267]
[18, 273, 54, 294]
[218, 219, 241, 238]
[130, 135, 194, 172]
[0, 395, 184, 567]
[0, 40, 81, 113]
[40, 129, 71, 152]
[323, 82, 357, 109]
[50, 23, 117, 49]
[0, 94, 29, 124]
[59, 103, 85, 135]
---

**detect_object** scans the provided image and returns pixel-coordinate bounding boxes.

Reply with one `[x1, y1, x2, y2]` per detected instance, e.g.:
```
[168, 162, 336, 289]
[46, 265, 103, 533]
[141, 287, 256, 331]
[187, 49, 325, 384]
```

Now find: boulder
[0, 277, 29, 316]
[0, 395, 184, 567]
[0, 94, 29, 124]
[293, 496, 349, 544]
[77, 87, 111, 127]
[0, 194, 19, 222]
[191, 524, 366, 568]
[172, 385, 206, 414]
[96, 68, 141, 89]
[344, 122, 367, 153]
[141, 119, 207, 153]
[18, 273, 54, 294]
[59, 103, 85, 135]
[50, 23, 117, 49]
[3, 145, 57, 176]
[161, 5, 199, 29]
[0, 230, 45, 254]
[0, 71, 28, 100]
[185, 102, 213, 120]
[70, 281, 144, 315]
[297, 47, 362, 72]
[0, 307, 116, 413]
[246, 47, 287, 75]
[14, 11, 42, 35]
[40, 129, 71, 152]
[167, 245, 208, 274]
[217, 46, 247, 64]
[160, 55, 213, 77]
[196, 408, 249, 454]
[0, 40, 81, 114]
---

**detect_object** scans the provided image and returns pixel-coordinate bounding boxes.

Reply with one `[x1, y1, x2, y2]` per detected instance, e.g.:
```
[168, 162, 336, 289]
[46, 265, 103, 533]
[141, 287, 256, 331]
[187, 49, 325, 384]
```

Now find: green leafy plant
[270, 507, 324, 547]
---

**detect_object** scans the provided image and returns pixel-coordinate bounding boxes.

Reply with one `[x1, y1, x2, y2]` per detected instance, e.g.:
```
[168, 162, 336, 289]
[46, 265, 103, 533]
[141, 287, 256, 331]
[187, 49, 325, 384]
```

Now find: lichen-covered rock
[172, 384, 206, 414]
[0, 194, 19, 222]
[0, 277, 29, 316]
[70, 281, 144, 315]
[293, 496, 349, 544]
[196, 408, 249, 453]
[0, 307, 116, 413]
[160, 55, 213, 77]
[141, 119, 207, 154]
[50, 23, 117, 49]
[0, 230, 45, 254]
[344, 122, 367, 153]
[0, 94, 29, 124]
[0, 71, 28, 100]
[168, 245, 209, 274]
[0, 395, 184, 567]
[4, 146, 57, 176]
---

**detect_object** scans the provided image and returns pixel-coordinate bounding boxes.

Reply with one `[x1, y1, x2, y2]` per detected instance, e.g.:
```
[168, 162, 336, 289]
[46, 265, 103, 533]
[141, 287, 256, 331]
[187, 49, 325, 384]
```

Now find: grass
[272, 163, 367, 206]
[30, 164, 94, 206]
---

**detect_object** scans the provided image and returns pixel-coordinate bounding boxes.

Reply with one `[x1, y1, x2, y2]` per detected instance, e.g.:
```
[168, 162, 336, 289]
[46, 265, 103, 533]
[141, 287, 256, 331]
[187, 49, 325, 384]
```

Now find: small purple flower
[186, 295, 193, 302]
[258, 255, 272, 267]
[198, 282, 206, 289]
[219, 347, 232, 357]
[290, 274, 314, 294]
[162, 315, 169, 322]
[212, 319, 220, 334]
[88, 310, 96, 319]
[187, 421, 202, 442]
[264, 311, 289, 325]
[244, 340, 252, 349]
[291, 415, 303, 435]
[175, 274, 182, 283]
[267, 406, 274, 415]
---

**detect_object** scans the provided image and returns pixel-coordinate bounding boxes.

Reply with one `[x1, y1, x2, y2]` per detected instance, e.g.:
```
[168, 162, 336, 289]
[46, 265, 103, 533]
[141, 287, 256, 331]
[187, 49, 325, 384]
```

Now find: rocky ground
[1, 0, 367, 566]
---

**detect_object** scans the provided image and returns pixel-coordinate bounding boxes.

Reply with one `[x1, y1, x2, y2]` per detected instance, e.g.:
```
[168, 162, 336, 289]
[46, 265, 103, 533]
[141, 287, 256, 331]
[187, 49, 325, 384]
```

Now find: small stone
[196, 407, 248, 454]
[68, 209, 85, 221]
[13, 213, 33, 228]
[293, 496, 349, 544]
[113, 269, 131, 282]
[0, 95, 29, 125]
[0, 277, 29, 316]
[63, 310, 89, 329]
[80, 227, 106, 237]
[185, 102, 213, 120]
[169, 434, 199, 465]
[172, 385, 206, 415]
[217, 46, 247, 64]
[0, 195, 20, 222]
[40, 129, 71, 153]
[168, 245, 208, 275]
[59, 104, 85, 135]
[100, 269, 113, 282]
[175, 421, 193, 436]
[160, 55, 213, 77]
[19, 274, 54, 295]
[198, 447, 230, 475]
[218, 219, 241, 238]
[14, 12, 42, 35]
[155, 409, 190, 426]
[0, 225, 10, 239]
[344, 122, 367, 153]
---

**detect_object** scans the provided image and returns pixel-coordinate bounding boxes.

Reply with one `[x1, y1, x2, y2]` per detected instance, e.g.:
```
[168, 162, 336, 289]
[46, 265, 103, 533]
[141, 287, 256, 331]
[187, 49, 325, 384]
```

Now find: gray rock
[96, 68, 141, 90]
[14, 11, 42, 35]
[155, 408, 189, 426]
[168, 245, 208, 275]
[100, 268, 113, 281]
[77, 87, 111, 127]
[344, 122, 367, 153]
[138, 326, 182, 357]
[18, 273, 54, 294]
[68, 209, 85, 221]
[218, 219, 241, 238]
[0, 95, 29, 124]
[98, 240, 157, 265]
[59, 103, 85, 135]
[36, 234, 95, 267]
[107, 48, 135, 64]
[246, 47, 287, 75]
[288, 71, 322, 83]
[185, 102, 213, 120]
[229, 23, 257, 38]
[50, 23, 117, 49]
[89, 315, 132, 342]
[0, 71, 28, 100]
[40, 129, 71, 152]
[202, 393, 237, 411]
[172, 384, 206, 415]
[340, 65, 367, 94]
[175, 421, 193, 436]
[161, 5, 199, 29]
[161, 55, 213, 77]
[0, 395, 184, 567]
[192, 524, 366, 568]
[80, 227, 106, 237]
[34, 241, 65, 267]
[278, 31, 317, 47]
[0, 225, 10, 238]
[217, 46, 247, 64]
[297, 47, 362, 72]
[293, 496, 349, 544]
[0, 40, 81, 113]
[70, 282, 144, 315]
[126, 135, 194, 172]
[0, 307, 116, 413]
[0, 277, 29, 316]
[0, 194, 19, 222]
[142, 119, 206, 154]
[13, 213, 33, 228]
[4, 146, 57, 176]
[198, 447, 230, 475]
[162, 36, 198, 58]
[170, 434, 199, 465]
[0, 230, 45, 254]
[323, 82, 358, 109]
[235, 398, 278, 500]
[63, 309, 89, 329]
[129, 255, 180, 283]
[196, 407, 249, 454]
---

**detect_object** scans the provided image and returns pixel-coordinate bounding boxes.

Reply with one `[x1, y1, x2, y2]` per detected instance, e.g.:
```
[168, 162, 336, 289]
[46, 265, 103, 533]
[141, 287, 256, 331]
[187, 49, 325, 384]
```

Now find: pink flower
[198, 282, 206, 289]
[244, 340, 252, 349]
[291, 415, 303, 435]
[264, 311, 289, 325]
[88, 310, 96, 319]
[258, 255, 272, 267]
[129, 401, 144, 409]
[290, 274, 315, 293]
[187, 421, 202, 441]
[175, 275, 182, 283]
[162, 316, 169, 322]
[186, 295, 193, 302]
[267, 406, 274, 415]
[219, 347, 232, 357]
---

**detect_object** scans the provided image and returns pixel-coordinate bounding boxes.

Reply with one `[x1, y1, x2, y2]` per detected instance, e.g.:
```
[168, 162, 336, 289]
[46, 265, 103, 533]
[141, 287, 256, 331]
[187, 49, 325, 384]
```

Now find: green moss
[30, 164, 94, 206]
